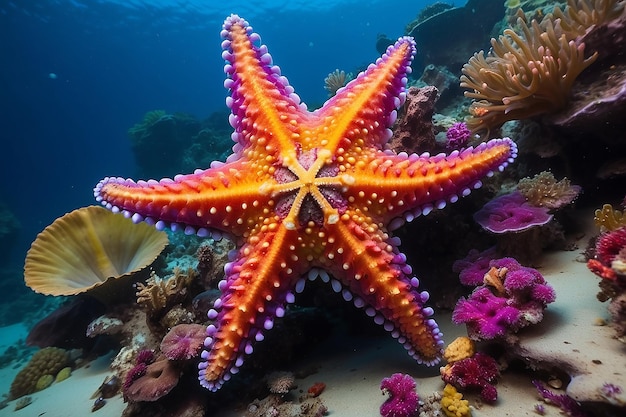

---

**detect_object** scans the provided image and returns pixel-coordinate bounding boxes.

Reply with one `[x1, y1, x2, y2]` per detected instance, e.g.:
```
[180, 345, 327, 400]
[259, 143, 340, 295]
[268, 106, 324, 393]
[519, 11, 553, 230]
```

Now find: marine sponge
[440, 384, 471, 417]
[9, 347, 69, 400]
[443, 336, 475, 364]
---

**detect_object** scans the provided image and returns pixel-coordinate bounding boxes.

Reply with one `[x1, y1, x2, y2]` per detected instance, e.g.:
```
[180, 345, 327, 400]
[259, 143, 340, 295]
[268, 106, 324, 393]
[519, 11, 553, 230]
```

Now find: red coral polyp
[595, 227, 626, 266]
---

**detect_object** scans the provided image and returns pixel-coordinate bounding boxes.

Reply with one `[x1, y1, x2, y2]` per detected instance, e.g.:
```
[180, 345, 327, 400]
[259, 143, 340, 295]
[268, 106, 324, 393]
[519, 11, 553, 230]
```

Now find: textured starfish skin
[94, 15, 517, 391]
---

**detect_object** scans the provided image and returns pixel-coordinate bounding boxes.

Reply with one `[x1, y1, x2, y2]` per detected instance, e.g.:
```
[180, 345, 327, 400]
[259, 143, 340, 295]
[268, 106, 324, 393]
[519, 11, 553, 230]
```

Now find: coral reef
[24, 206, 168, 298]
[9, 347, 69, 400]
[379, 373, 419, 417]
[452, 257, 556, 340]
[160, 324, 206, 361]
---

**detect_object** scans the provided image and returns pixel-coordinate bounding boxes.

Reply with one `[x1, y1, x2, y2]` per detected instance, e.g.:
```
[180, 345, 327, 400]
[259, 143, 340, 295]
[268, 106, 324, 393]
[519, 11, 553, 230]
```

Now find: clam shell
[24, 206, 168, 296]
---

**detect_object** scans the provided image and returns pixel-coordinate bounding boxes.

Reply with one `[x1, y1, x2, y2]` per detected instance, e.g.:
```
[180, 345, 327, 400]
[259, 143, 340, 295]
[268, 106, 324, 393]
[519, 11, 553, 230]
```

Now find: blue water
[0, 0, 469, 273]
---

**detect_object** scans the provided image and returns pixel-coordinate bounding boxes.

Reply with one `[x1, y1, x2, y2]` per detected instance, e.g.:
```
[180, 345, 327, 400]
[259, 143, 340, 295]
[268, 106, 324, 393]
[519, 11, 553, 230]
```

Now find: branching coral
[517, 171, 581, 210]
[135, 268, 195, 316]
[460, 1, 603, 132]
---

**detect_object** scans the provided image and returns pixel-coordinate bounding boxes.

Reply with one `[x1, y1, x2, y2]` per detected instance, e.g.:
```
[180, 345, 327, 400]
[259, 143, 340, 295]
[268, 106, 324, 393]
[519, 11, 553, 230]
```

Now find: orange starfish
[95, 14, 517, 391]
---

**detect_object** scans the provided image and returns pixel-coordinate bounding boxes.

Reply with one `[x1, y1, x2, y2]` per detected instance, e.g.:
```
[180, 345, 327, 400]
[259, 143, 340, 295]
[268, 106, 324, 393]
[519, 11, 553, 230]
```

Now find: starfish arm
[315, 36, 415, 153]
[198, 223, 304, 391]
[344, 138, 518, 224]
[222, 15, 308, 163]
[94, 160, 272, 237]
[319, 211, 443, 363]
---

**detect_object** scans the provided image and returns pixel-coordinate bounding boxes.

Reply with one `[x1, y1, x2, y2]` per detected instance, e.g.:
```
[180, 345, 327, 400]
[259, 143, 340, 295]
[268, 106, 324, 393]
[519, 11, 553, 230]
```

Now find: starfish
[94, 14, 517, 391]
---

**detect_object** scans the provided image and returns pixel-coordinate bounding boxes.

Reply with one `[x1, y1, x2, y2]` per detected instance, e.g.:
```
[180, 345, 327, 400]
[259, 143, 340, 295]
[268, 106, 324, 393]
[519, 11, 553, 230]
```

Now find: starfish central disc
[269, 147, 348, 229]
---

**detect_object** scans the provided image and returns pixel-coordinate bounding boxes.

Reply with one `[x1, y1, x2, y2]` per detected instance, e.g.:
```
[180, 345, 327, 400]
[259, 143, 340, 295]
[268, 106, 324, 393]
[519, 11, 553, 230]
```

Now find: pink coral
[445, 122, 472, 150]
[380, 373, 419, 417]
[441, 352, 499, 403]
[452, 257, 555, 340]
[473, 191, 553, 233]
[124, 354, 181, 402]
[160, 324, 206, 361]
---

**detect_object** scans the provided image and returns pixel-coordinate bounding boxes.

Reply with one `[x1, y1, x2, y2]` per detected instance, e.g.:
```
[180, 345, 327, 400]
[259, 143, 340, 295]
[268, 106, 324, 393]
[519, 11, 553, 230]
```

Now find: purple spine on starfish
[221, 15, 304, 158]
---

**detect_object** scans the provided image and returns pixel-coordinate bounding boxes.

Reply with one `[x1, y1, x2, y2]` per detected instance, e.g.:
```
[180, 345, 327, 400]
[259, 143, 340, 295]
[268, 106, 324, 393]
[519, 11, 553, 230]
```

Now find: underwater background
[0, 0, 440, 272]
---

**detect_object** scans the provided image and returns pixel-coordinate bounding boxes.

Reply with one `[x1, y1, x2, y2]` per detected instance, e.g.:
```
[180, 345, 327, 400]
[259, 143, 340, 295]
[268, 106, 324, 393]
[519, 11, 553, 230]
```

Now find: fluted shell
[24, 206, 168, 296]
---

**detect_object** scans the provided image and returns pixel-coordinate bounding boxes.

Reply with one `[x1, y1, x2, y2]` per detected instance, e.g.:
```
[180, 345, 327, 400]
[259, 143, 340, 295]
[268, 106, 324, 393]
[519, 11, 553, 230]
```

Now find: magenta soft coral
[452, 256, 555, 340]
[380, 373, 419, 417]
[441, 352, 500, 403]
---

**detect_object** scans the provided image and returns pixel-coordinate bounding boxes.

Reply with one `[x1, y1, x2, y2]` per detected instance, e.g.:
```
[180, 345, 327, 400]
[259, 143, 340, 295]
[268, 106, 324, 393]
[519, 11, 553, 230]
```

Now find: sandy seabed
[1, 213, 624, 416]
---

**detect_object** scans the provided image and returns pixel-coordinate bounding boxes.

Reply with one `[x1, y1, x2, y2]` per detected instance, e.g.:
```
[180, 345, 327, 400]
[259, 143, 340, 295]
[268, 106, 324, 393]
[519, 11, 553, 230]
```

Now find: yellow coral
[443, 336, 475, 363]
[441, 384, 472, 417]
[517, 171, 581, 209]
[594, 204, 626, 232]
[35, 374, 54, 391]
[9, 347, 68, 400]
[55, 367, 72, 382]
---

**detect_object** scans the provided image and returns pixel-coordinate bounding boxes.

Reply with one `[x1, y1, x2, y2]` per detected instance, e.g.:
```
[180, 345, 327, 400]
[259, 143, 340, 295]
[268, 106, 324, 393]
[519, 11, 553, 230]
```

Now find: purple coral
[445, 122, 472, 149]
[452, 287, 520, 339]
[380, 373, 419, 417]
[441, 352, 500, 402]
[473, 191, 553, 233]
[453, 257, 555, 340]
[452, 247, 498, 286]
